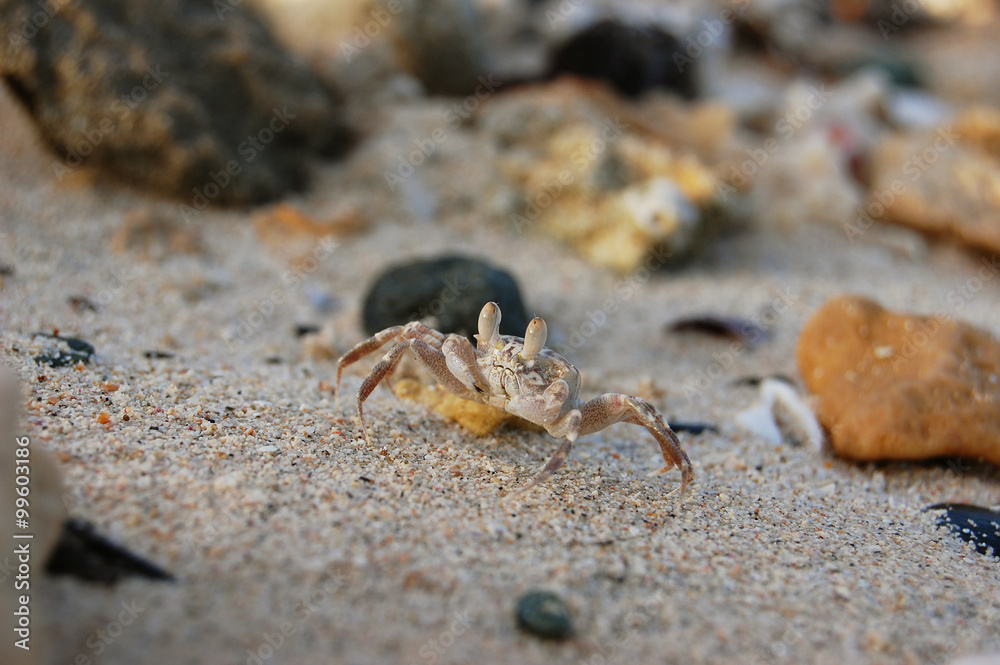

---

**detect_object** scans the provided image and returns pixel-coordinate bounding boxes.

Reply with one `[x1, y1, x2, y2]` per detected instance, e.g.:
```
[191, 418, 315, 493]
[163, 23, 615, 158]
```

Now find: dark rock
[547, 19, 697, 99]
[396, 0, 489, 96]
[46, 518, 175, 584]
[668, 420, 719, 435]
[927, 503, 1000, 558]
[362, 255, 530, 339]
[0, 0, 352, 207]
[668, 315, 771, 348]
[33, 333, 94, 368]
[515, 590, 573, 639]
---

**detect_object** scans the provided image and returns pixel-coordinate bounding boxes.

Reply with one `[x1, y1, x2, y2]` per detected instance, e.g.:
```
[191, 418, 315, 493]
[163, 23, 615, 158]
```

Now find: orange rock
[796, 295, 1000, 464]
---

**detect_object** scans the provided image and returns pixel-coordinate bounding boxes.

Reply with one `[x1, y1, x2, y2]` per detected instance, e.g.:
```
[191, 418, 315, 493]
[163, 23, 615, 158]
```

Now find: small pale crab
[335, 302, 694, 503]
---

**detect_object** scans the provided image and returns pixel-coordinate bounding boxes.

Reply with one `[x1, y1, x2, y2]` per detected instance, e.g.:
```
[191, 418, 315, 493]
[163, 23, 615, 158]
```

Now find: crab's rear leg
[578, 394, 694, 506]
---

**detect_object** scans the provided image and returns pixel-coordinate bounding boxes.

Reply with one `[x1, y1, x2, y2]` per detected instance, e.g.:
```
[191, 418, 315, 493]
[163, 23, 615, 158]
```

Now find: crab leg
[351, 336, 482, 443]
[578, 394, 694, 504]
[509, 437, 576, 498]
[335, 326, 404, 397]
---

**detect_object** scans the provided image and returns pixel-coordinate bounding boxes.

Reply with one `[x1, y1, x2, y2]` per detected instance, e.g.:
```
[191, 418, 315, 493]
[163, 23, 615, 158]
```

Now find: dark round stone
[515, 590, 573, 639]
[548, 19, 697, 100]
[362, 255, 530, 339]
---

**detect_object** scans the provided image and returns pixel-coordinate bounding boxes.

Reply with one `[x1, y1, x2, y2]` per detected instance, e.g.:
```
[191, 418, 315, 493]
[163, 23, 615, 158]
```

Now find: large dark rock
[362, 255, 530, 339]
[548, 19, 697, 99]
[0, 0, 352, 208]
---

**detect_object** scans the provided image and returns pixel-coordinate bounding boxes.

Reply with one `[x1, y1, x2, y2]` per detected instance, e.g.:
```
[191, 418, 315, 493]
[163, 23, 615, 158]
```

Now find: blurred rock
[362, 255, 530, 338]
[0, 0, 353, 207]
[395, 0, 489, 96]
[515, 590, 573, 640]
[863, 107, 1000, 252]
[547, 19, 697, 99]
[480, 80, 728, 272]
[796, 295, 1000, 465]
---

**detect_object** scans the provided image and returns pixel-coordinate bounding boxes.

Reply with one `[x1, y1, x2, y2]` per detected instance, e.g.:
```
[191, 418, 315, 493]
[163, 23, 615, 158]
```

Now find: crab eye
[476, 302, 501, 346]
[521, 317, 547, 358]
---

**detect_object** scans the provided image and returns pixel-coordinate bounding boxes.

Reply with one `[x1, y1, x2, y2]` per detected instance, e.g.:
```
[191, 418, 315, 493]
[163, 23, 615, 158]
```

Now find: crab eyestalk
[521, 317, 547, 359]
[476, 301, 501, 350]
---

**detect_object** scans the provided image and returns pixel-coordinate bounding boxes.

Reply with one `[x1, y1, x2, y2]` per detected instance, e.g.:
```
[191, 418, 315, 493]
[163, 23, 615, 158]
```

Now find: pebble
[33, 333, 95, 368]
[395, 0, 488, 96]
[864, 107, 1000, 253]
[796, 295, 1000, 464]
[362, 255, 530, 338]
[0, 0, 352, 206]
[515, 590, 573, 640]
[479, 80, 723, 272]
[927, 504, 1000, 559]
[46, 519, 175, 584]
[668, 314, 771, 348]
[547, 19, 697, 99]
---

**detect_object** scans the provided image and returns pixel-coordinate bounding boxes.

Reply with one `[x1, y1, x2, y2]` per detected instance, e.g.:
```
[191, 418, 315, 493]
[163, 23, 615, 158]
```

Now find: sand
[1, 26, 1000, 665]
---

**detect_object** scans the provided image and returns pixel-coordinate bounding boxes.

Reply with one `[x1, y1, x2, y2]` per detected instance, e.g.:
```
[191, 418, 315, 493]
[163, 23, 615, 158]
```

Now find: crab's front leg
[578, 394, 694, 504]
[506, 380, 584, 496]
[351, 334, 484, 444]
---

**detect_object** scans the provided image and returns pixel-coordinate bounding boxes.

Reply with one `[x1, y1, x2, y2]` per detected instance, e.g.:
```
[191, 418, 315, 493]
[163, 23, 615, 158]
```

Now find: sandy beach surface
[2, 6, 1000, 664]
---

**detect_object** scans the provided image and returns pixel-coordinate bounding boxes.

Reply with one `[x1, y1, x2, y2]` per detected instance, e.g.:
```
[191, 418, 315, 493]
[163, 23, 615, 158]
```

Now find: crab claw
[521, 317, 547, 359]
[475, 302, 501, 350]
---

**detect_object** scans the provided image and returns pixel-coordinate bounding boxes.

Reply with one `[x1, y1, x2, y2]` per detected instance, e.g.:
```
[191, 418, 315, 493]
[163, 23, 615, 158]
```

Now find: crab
[335, 302, 694, 503]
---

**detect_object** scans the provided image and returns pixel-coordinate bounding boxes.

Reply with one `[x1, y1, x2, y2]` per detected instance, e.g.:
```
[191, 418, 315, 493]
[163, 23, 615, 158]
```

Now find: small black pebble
[144, 350, 175, 359]
[32, 333, 95, 367]
[295, 324, 321, 337]
[363, 255, 530, 340]
[927, 503, 1000, 558]
[669, 420, 719, 435]
[667, 315, 770, 348]
[46, 519, 175, 584]
[516, 590, 573, 639]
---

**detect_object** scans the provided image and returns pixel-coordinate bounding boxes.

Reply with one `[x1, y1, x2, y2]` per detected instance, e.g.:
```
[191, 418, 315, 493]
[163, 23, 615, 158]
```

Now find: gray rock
[515, 590, 573, 640]
[0, 0, 353, 208]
